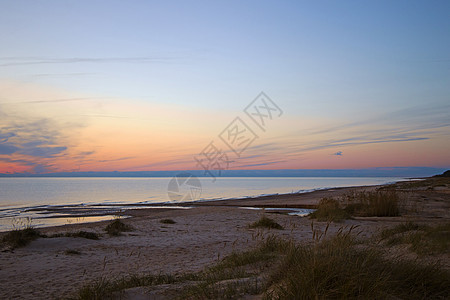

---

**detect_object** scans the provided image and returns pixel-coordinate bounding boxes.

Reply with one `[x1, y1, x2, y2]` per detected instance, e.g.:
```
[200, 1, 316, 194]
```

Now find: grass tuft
[76, 273, 179, 299]
[1, 227, 41, 249]
[72, 229, 450, 300]
[266, 230, 450, 299]
[380, 222, 450, 255]
[181, 236, 289, 299]
[64, 249, 81, 255]
[309, 198, 350, 222]
[249, 216, 284, 230]
[160, 219, 176, 224]
[67, 231, 100, 240]
[104, 219, 133, 236]
[344, 190, 400, 217]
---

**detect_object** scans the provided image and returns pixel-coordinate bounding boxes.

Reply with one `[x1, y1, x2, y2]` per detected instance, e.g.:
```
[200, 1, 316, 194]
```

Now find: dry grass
[73, 227, 450, 299]
[160, 219, 176, 224]
[344, 190, 400, 217]
[380, 222, 450, 255]
[104, 219, 133, 236]
[64, 249, 82, 255]
[75, 273, 179, 300]
[249, 216, 284, 230]
[309, 197, 350, 222]
[1, 227, 41, 249]
[266, 229, 450, 299]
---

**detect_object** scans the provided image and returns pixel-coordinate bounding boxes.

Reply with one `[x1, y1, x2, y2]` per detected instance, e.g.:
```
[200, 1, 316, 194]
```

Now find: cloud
[333, 151, 343, 156]
[78, 151, 95, 156]
[238, 160, 287, 168]
[97, 156, 135, 163]
[0, 56, 174, 67]
[0, 109, 75, 171]
[0, 132, 16, 142]
[0, 157, 37, 166]
[309, 102, 450, 136]
[33, 164, 50, 174]
[0, 143, 19, 155]
[19, 146, 67, 158]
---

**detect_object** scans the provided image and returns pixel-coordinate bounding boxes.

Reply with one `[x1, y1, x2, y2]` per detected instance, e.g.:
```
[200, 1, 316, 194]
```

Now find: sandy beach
[1, 178, 449, 299]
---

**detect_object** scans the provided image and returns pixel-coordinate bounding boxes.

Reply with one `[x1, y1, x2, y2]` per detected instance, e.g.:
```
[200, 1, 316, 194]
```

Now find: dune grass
[267, 231, 450, 299]
[180, 235, 289, 299]
[160, 219, 176, 224]
[64, 249, 82, 255]
[380, 222, 450, 255]
[67, 231, 100, 240]
[104, 219, 133, 236]
[249, 216, 284, 230]
[344, 190, 400, 217]
[311, 190, 401, 222]
[72, 229, 450, 300]
[309, 197, 350, 222]
[1, 227, 41, 249]
[44, 231, 100, 240]
[75, 273, 179, 300]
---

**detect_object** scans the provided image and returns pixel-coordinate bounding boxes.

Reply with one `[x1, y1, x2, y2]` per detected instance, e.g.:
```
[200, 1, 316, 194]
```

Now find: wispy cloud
[0, 56, 175, 67]
[97, 156, 135, 163]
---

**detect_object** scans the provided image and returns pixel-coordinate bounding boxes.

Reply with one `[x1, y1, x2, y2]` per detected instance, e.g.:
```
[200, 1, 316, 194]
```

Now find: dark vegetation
[310, 190, 401, 222]
[380, 221, 450, 255]
[74, 227, 450, 299]
[309, 198, 350, 222]
[160, 219, 176, 224]
[64, 249, 82, 255]
[1, 227, 41, 249]
[249, 216, 284, 230]
[105, 219, 134, 236]
[434, 170, 450, 177]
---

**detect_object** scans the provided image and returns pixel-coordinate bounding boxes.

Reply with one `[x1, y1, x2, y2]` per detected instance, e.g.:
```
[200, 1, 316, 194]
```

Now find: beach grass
[180, 235, 289, 299]
[266, 230, 450, 299]
[160, 218, 176, 224]
[72, 228, 450, 299]
[44, 231, 100, 240]
[75, 273, 179, 300]
[105, 219, 133, 236]
[67, 231, 100, 240]
[249, 216, 284, 230]
[1, 227, 41, 249]
[64, 249, 82, 255]
[309, 197, 350, 222]
[344, 190, 400, 217]
[380, 222, 450, 255]
[310, 190, 401, 222]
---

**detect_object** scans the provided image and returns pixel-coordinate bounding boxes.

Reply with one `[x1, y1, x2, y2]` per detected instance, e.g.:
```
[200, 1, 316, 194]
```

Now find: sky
[0, 1, 449, 174]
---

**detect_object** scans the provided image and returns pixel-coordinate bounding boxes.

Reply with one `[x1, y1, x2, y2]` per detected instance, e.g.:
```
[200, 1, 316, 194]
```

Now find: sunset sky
[0, 1, 449, 174]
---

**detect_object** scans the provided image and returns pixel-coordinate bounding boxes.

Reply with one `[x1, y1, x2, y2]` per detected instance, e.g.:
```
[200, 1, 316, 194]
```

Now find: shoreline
[0, 177, 449, 299]
[0, 183, 391, 233]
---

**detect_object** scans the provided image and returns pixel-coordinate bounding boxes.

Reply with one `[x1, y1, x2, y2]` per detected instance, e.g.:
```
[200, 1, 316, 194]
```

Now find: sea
[0, 177, 405, 231]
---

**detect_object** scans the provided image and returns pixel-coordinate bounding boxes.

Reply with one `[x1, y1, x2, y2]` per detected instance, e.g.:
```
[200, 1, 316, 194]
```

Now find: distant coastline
[0, 167, 446, 178]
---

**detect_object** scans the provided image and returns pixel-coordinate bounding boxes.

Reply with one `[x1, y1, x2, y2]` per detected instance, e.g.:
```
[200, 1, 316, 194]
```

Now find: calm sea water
[0, 177, 403, 231]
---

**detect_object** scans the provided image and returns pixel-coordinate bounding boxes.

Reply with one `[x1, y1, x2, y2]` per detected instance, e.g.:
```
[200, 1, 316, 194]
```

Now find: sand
[0, 181, 449, 299]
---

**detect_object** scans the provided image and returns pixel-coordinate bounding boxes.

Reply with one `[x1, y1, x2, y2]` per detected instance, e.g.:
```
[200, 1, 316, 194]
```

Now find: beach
[1, 178, 449, 299]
